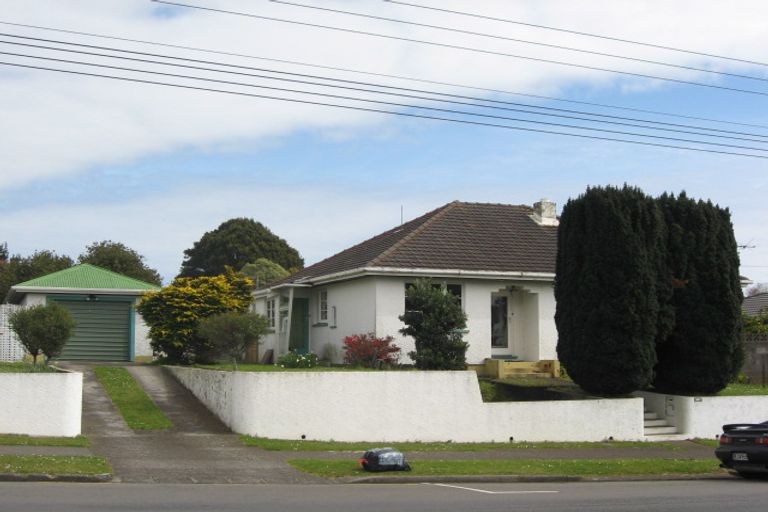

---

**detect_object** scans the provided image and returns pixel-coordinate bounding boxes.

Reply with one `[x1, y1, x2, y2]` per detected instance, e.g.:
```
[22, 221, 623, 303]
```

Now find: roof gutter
[253, 282, 312, 298]
[260, 267, 555, 290]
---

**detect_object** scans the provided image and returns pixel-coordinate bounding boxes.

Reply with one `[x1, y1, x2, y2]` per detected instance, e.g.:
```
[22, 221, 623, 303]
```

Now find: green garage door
[54, 300, 131, 361]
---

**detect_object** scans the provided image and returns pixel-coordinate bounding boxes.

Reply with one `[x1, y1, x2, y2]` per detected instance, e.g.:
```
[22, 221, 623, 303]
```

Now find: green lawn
[691, 438, 720, 448]
[288, 458, 720, 478]
[94, 367, 173, 430]
[0, 435, 89, 447]
[718, 383, 768, 396]
[198, 364, 373, 372]
[0, 362, 59, 373]
[0, 455, 110, 475]
[242, 436, 679, 452]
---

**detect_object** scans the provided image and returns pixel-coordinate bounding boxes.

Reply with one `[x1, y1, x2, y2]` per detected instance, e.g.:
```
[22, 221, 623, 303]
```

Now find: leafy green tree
[0, 250, 73, 301]
[240, 258, 290, 288]
[178, 218, 303, 278]
[9, 302, 76, 365]
[137, 269, 254, 364]
[399, 279, 468, 370]
[0, 242, 7, 263]
[79, 240, 162, 285]
[555, 185, 667, 396]
[652, 193, 743, 394]
[197, 311, 270, 369]
[743, 310, 768, 334]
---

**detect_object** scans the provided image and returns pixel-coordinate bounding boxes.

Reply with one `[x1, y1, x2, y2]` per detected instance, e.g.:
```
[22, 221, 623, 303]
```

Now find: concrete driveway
[65, 364, 324, 484]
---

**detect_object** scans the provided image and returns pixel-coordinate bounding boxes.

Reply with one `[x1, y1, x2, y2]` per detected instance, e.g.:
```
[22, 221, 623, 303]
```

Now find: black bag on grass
[359, 448, 411, 472]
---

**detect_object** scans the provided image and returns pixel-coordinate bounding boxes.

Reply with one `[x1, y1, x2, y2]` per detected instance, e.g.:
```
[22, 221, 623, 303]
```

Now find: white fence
[169, 367, 645, 442]
[0, 304, 24, 362]
[1, 370, 83, 436]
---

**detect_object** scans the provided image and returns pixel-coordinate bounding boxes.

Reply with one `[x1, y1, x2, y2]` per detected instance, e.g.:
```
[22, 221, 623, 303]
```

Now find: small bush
[9, 303, 76, 365]
[197, 311, 270, 369]
[277, 352, 319, 368]
[342, 333, 401, 369]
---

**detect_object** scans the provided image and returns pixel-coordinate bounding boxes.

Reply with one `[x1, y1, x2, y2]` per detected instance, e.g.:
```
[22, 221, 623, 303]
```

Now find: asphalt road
[0, 479, 765, 512]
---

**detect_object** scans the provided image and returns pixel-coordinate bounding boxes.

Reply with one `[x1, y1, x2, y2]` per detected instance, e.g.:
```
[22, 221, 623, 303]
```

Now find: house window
[404, 282, 462, 311]
[318, 290, 328, 321]
[266, 298, 276, 328]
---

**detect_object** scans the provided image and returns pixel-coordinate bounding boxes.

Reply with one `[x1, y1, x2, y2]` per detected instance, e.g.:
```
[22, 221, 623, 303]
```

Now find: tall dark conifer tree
[653, 193, 743, 394]
[555, 186, 665, 395]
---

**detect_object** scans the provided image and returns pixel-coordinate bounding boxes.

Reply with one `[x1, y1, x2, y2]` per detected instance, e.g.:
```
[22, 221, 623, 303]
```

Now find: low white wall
[169, 367, 644, 442]
[637, 391, 768, 439]
[1, 371, 82, 436]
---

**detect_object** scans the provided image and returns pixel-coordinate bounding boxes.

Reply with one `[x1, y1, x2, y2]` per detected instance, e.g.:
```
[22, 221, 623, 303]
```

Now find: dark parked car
[715, 422, 768, 478]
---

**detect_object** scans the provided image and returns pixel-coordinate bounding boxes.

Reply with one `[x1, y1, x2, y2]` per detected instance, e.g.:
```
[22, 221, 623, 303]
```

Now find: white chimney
[531, 198, 558, 226]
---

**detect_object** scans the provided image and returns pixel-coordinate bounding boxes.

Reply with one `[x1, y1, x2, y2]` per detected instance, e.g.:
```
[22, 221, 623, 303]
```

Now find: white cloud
[3, 0, 768, 189]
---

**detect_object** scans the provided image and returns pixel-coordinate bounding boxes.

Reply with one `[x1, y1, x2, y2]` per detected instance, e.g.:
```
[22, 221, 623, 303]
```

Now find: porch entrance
[491, 292, 516, 358]
[288, 298, 309, 354]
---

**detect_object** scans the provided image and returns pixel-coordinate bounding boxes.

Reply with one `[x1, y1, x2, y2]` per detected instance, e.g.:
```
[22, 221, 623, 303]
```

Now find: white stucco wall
[133, 304, 153, 358]
[169, 367, 644, 442]
[310, 278, 377, 362]
[637, 391, 768, 439]
[255, 275, 557, 365]
[19, 293, 46, 307]
[0, 370, 82, 436]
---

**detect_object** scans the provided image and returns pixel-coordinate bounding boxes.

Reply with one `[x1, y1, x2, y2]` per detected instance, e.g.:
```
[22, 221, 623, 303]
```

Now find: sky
[1, 0, 767, 285]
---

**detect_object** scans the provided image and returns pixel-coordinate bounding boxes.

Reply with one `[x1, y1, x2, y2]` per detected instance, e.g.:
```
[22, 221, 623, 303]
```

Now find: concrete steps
[643, 410, 680, 438]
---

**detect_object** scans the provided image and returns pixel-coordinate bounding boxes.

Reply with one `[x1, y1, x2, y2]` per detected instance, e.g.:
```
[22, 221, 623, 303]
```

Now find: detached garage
[6, 264, 160, 362]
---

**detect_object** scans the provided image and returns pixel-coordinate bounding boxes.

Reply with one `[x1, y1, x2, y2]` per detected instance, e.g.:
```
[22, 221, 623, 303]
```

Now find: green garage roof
[13, 264, 160, 291]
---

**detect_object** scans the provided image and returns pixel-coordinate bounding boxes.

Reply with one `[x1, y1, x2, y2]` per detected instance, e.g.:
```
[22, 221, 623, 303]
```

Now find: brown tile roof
[278, 201, 558, 285]
[743, 293, 768, 316]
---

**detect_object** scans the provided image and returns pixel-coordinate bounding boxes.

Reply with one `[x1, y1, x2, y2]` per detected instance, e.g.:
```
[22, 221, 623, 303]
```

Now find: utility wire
[267, 0, 768, 85]
[5, 36, 768, 143]
[3, 59, 767, 160]
[384, 0, 768, 69]
[151, 0, 768, 98]
[9, 49, 768, 153]
[2, 21, 767, 131]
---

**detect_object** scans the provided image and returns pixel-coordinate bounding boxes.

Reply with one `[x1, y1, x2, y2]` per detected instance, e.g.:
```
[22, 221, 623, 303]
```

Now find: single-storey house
[253, 200, 560, 374]
[6, 264, 159, 362]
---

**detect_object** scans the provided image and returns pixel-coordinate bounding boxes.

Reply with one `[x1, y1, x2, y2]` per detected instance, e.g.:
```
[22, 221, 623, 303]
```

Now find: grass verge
[691, 438, 720, 448]
[94, 367, 173, 430]
[718, 384, 768, 396]
[0, 455, 110, 475]
[0, 362, 58, 373]
[288, 458, 720, 478]
[242, 436, 679, 452]
[198, 364, 373, 372]
[0, 435, 89, 447]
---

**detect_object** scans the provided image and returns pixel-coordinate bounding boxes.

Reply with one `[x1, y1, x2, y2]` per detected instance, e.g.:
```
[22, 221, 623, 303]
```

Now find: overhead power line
[384, 0, 768, 69]
[4, 35, 768, 143]
[3, 59, 767, 160]
[8, 48, 768, 153]
[267, 0, 768, 84]
[151, 0, 768, 98]
[2, 20, 767, 131]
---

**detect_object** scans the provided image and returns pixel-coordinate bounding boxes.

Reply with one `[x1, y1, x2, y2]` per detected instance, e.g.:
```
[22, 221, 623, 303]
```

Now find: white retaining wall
[169, 367, 644, 442]
[1, 370, 82, 436]
[637, 391, 768, 439]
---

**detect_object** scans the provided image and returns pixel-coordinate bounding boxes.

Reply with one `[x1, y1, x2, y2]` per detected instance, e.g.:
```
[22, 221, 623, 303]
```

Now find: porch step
[645, 426, 680, 436]
[644, 412, 659, 420]
[644, 419, 670, 427]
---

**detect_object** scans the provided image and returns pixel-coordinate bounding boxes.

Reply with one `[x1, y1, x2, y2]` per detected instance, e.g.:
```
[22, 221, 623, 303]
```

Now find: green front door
[288, 298, 309, 354]
[52, 298, 132, 361]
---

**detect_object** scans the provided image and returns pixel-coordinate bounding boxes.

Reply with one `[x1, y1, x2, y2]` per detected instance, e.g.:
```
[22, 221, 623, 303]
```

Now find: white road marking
[424, 483, 560, 495]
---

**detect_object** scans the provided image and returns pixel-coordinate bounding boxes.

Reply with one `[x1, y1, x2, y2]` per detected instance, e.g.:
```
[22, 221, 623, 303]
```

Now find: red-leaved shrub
[343, 333, 401, 369]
